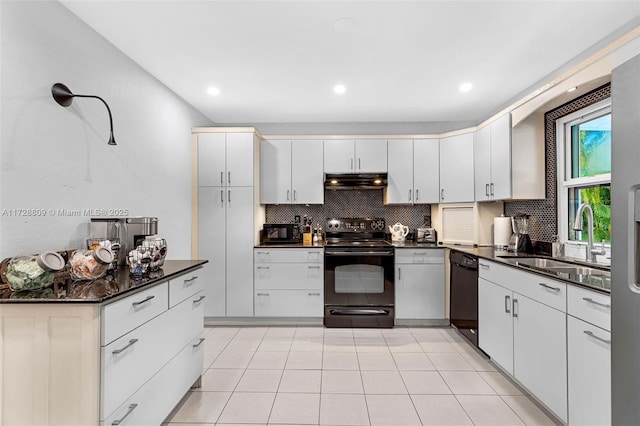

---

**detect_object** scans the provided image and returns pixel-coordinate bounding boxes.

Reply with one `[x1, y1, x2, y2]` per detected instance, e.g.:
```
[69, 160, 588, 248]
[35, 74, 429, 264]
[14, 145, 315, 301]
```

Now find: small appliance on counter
[416, 227, 437, 243]
[389, 222, 409, 242]
[261, 223, 301, 244]
[508, 214, 533, 252]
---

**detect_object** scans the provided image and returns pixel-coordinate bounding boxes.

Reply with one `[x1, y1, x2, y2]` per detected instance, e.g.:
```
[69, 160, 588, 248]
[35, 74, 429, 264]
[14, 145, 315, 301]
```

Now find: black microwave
[261, 223, 301, 244]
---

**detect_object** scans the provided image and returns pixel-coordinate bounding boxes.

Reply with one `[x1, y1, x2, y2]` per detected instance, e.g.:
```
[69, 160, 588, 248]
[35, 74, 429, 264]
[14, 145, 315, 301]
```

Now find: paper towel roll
[494, 216, 512, 248]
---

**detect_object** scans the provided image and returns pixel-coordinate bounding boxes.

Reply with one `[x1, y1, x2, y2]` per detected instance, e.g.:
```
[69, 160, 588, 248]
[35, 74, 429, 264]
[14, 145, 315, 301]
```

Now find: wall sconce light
[51, 83, 117, 146]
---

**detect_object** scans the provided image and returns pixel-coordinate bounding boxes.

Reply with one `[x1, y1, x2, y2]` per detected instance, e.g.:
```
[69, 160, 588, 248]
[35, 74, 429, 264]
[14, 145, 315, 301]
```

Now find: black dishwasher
[450, 251, 479, 347]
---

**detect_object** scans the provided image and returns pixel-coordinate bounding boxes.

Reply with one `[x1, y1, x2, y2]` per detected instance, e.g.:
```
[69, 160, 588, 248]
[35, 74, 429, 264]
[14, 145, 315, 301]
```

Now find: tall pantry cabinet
[193, 128, 263, 319]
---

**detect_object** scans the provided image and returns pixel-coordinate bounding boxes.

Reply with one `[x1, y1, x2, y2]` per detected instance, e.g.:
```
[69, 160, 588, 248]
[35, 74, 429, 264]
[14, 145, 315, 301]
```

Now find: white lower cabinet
[478, 278, 514, 373]
[567, 286, 611, 425]
[512, 294, 567, 422]
[478, 259, 567, 423]
[254, 248, 323, 317]
[394, 248, 445, 320]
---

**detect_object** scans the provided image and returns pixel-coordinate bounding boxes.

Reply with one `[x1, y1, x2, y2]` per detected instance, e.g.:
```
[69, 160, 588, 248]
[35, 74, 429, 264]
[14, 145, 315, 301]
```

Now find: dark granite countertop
[446, 245, 610, 294]
[0, 259, 208, 304]
[254, 241, 443, 249]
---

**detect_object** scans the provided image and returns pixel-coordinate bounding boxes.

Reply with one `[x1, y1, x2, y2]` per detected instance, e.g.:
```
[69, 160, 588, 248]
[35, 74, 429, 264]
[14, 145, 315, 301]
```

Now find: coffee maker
[508, 214, 532, 252]
[90, 217, 159, 265]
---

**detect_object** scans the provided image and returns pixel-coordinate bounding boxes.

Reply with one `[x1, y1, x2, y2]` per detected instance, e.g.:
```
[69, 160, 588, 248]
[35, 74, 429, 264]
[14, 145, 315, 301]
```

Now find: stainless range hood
[324, 173, 388, 190]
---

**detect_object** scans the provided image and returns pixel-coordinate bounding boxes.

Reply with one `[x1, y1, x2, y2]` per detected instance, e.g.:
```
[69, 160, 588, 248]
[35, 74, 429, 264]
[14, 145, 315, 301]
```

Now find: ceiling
[60, 1, 640, 127]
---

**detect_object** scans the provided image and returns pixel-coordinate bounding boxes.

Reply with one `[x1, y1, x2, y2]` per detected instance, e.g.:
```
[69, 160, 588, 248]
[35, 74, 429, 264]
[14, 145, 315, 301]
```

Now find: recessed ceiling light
[459, 82, 473, 93]
[207, 86, 220, 96]
[333, 84, 346, 95]
[567, 86, 577, 92]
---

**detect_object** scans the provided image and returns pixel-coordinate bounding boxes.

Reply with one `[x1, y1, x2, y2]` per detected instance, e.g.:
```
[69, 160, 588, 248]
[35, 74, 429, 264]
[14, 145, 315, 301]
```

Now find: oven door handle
[325, 251, 394, 257]
[329, 309, 391, 316]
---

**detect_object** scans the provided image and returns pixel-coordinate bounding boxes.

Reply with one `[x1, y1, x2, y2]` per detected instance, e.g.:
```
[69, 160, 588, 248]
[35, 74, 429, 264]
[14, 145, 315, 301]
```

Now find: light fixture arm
[51, 83, 117, 146]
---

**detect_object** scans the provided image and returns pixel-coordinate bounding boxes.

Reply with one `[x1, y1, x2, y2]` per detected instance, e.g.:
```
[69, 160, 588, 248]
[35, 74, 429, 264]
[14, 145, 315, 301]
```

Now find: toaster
[416, 227, 437, 243]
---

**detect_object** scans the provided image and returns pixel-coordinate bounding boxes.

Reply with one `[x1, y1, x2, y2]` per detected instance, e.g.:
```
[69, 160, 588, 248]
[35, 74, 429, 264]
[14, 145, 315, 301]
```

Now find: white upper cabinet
[291, 140, 324, 204]
[413, 139, 440, 203]
[386, 139, 414, 204]
[324, 139, 387, 173]
[261, 139, 323, 204]
[198, 132, 254, 187]
[439, 133, 475, 203]
[386, 139, 439, 205]
[474, 113, 512, 201]
[261, 140, 292, 204]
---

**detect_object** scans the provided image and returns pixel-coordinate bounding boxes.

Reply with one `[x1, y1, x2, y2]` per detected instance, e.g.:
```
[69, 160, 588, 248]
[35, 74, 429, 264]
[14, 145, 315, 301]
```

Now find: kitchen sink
[496, 255, 611, 289]
[497, 256, 575, 269]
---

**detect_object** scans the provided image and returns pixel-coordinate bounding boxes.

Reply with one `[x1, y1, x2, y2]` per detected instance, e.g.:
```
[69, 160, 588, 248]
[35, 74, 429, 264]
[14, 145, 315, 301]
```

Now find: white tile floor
[165, 326, 559, 425]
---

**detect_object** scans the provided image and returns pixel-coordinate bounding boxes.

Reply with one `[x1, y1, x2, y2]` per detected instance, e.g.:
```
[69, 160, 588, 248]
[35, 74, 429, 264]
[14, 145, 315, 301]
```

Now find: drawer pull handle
[184, 276, 198, 286]
[308, 292, 321, 296]
[256, 251, 269, 255]
[193, 295, 206, 304]
[192, 337, 206, 348]
[512, 299, 518, 318]
[582, 297, 611, 308]
[412, 252, 426, 256]
[112, 403, 138, 425]
[538, 282, 560, 292]
[308, 265, 321, 269]
[257, 266, 270, 269]
[479, 263, 490, 269]
[583, 330, 611, 344]
[505, 295, 511, 313]
[112, 339, 139, 355]
[132, 295, 155, 306]
[256, 292, 270, 296]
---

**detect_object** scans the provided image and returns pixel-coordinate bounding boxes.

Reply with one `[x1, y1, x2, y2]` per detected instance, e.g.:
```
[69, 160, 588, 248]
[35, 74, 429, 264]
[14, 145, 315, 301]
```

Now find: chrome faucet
[573, 203, 606, 262]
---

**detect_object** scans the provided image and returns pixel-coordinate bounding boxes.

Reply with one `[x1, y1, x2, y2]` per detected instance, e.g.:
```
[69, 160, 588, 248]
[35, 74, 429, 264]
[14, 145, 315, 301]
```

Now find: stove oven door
[324, 248, 395, 327]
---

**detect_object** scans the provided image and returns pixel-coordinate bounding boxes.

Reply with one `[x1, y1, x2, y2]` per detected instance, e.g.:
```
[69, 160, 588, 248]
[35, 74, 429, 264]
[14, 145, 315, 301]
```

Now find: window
[557, 99, 611, 244]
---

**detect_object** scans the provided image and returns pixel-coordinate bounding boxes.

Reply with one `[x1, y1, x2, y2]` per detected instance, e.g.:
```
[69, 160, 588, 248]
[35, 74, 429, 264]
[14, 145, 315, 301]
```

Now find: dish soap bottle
[552, 235, 563, 257]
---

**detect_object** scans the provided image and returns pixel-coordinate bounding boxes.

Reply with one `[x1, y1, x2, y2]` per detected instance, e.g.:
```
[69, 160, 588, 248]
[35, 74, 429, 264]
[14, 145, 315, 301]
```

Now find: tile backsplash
[265, 190, 431, 229]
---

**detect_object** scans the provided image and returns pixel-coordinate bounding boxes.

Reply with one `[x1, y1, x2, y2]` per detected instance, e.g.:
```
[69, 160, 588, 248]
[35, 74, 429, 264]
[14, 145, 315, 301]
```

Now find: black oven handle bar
[329, 309, 391, 316]
[325, 250, 394, 257]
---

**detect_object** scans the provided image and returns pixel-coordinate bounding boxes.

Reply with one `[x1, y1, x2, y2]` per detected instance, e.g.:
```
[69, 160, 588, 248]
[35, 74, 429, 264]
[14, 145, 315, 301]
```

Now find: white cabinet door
[198, 187, 226, 317]
[355, 139, 387, 173]
[386, 139, 414, 204]
[567, 316, 611, 426]
[225, 133, 254, 187]
[261, 140, 292, 204]
[255, 290, 323, 317]
[292, 140, 324, 204]
[413, 139, 440, 204]
[225, 187, 255, 317]
[489, 114, 512, 200]
[197, 133, 226, 187]
[478, 278, 514, 374]
[324, 140, 355, 173]
[395, 264, 445, 319]
[513, 295, 568, 423]
[474, 125, 492, 201]
[439, 133, 475, 203]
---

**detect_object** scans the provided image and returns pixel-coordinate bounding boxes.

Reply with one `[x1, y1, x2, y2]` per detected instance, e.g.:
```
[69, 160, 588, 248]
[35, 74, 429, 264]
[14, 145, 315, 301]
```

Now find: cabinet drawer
[255, 290, 323, 317]
[101, 291, 204, 419]
[480, 261, 566, 312]
[101, 283, 169, 345]
[567, 285, 611, 331]
[255, 263, 323, 290]
[169, 269, 203, 308]
[255, 248, 323, 263]
[101, 333, 205, 426]
[395, 248, 444, 264]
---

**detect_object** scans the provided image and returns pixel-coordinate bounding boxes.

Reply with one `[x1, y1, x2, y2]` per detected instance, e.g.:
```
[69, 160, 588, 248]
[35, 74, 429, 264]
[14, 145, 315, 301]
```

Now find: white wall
[0, 0, 213, 259]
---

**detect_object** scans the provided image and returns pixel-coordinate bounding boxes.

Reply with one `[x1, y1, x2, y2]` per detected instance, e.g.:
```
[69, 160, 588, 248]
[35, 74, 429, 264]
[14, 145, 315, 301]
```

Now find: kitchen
[1, 1, 639, 425]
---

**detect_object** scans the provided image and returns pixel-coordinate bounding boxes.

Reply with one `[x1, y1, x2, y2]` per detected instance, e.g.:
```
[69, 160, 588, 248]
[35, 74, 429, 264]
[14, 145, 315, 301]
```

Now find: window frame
[556, 98, 611, 245]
